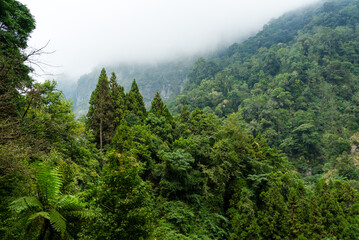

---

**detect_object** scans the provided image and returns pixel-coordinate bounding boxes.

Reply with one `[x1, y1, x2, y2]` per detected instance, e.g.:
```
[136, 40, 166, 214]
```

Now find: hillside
[5, 0, 359, 239]
[172, 0, 359, 174]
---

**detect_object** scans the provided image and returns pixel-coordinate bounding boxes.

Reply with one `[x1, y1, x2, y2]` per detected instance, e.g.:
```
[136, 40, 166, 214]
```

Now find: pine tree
[258, 184, 290, 239]
[307, 181, 326, 239]
[87, 68, 115, 149]
[288, 186, 306, 239]
[81, 152, 155, 239]
[150, 92, 172, 121]
[180, 104, 190, 123]
[228, 188, 260, 240]
[125, 79, 147, 121]
[109, 72, 126, 126]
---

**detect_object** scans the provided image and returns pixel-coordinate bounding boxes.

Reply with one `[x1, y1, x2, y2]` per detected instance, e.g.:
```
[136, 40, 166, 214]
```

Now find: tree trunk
[100, 118, 103, 150]
[49, 226, 55, 240]
[39, 219, 49, 240]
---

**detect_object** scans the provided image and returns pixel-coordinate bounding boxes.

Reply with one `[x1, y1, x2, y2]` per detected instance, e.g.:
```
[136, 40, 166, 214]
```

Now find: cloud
[22, 0, 320, 79]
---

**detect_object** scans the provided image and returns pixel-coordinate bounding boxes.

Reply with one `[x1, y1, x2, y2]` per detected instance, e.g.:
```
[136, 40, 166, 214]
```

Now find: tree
[82, 152, 155, 239]
[258, 184, 290, 239]
[9, 163, 91, 239]
[150, 92, 172, 121]
[287, 185, 307, 239]
[158, 149, 200, 200]
[0, 0, 35, 145]
[87, 68, 115, 150]
[125, 79, 147, 121]
[0, 0, 35, 49]
[228, 188, 260, 240]
[109, 72, 126, 126]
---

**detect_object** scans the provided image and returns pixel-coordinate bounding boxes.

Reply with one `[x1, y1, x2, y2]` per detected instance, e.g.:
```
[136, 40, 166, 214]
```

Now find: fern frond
[37, 164, 63, 203]
[56, 195, 85, 211]
[9, 197, 42, 212]
[28, 211, 50, 221]
[49, 209, 66, 235]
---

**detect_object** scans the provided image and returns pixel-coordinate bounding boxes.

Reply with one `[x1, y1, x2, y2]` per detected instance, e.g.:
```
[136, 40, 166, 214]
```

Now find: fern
[56, 195, 85, 211]
[37, 164, 63, 204]
[9, 197, 42, 212]
[49, 209, 66, 236]
[10, 162, 93, 238]
[28, 211, 50, 221]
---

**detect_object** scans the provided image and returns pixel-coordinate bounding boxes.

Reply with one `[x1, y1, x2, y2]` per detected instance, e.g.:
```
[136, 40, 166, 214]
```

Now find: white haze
[21, 0, 321, 80]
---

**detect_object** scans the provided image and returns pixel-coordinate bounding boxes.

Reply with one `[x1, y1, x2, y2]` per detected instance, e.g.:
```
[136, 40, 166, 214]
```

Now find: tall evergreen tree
[258, 184, 290, 239]
[109, 72, 126, 126]
[125, 79, 147, 121]
[180, 104, 190, 123]
[0, 0, 35, 145]
[228, 188, 260, 240]
[150, 92, 172, 121]
[87, 68, 115, 150]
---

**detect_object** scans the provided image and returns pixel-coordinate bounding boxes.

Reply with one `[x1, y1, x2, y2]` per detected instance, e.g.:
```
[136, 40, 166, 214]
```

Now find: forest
[2, 0, 359, 239]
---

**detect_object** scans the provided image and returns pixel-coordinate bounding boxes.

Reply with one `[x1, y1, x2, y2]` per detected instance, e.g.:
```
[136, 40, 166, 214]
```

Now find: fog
[21, 0, 321, 80]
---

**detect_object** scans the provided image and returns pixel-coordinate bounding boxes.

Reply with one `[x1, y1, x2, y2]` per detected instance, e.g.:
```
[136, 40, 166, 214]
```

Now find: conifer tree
[87, 68, 115, 149]
[109, 72, 119, 102]
[228, 188, 260, 240]
[180, 104, 190, 123]
[258, 184, 290, 239]
[150, 92, 172, 121]
[125, 79, 147, 121]
[287, 186, 306, 239]
[109, 72, 126, 126]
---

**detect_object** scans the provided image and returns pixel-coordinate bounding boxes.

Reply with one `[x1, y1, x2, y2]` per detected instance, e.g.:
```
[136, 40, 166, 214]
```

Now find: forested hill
[172, 0, 359, 174]
[5, 0, 359, 239]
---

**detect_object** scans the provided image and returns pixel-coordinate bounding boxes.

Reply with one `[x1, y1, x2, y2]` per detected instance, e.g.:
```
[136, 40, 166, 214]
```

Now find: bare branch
[22, 41, 60, 77]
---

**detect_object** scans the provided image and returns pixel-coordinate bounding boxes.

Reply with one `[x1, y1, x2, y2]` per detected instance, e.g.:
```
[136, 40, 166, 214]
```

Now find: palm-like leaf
[56, 195, 85, 210]
[28, 211, 50, 221]
[57, 195, 95, 219]
[10, 163, 92, 238]
[9, 196, 43, 212]
[37, 164, 63, 204]
[49, 209, 66, 235]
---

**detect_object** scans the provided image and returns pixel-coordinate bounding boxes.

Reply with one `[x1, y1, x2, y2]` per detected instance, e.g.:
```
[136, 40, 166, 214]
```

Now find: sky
[20, 0, 321, 80]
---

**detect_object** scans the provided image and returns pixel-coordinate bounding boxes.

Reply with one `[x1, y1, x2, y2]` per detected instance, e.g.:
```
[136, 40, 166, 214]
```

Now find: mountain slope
[171, 0, 359, 174]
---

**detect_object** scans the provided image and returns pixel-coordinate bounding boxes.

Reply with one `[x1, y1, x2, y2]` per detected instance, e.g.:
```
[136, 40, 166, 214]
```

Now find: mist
[22, 0, 321, 80]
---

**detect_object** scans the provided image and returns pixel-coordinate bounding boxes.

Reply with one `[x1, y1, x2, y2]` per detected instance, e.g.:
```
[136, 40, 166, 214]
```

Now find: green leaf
[37, 163, 63, 203]
[9, 196, 43, 212]
[56, 195, 85, 211]
[28, 211, 50, 221]
[49, 209, 66, 235]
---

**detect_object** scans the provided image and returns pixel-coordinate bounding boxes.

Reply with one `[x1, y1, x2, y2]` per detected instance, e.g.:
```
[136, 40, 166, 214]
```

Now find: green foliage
[150, 92, 173, 121]
[125, 79, 147, 121]
[0, 0, 35, 168]
[9, 163, 92, 239]
[158, 149, 201, 200]
[145, 112, 173, 143]
[109, 72, 126, 125]
[87, 68, 115, 149]
[228, 188, 260, 240]
[0, 0, 35, 49]
[173, 0, 359, 174]
[6, 1, 359, 240]
[66, 58, 196, 117]
[81, 152, 155, 239]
